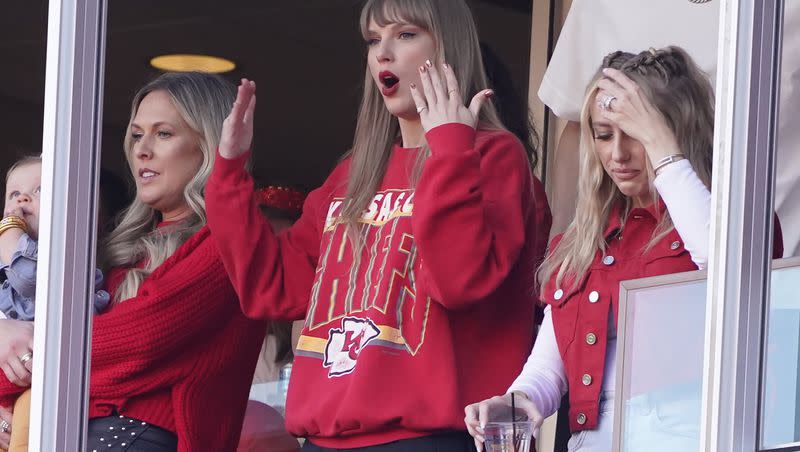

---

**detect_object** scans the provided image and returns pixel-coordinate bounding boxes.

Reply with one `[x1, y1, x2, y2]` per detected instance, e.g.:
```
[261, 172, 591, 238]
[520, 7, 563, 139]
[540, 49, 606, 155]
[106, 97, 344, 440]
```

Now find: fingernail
[602, 68, 611, 74]
[420, 65, 427, 73]
[484, 90, 494, 97]
[443, 63, 449, 69]
[410, 82, 416, 89]
[425, 59, 432, 67]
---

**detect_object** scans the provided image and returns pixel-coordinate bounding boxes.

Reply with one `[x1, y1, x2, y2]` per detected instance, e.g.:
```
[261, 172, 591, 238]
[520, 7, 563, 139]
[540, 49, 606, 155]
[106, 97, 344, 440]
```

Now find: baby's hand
[3, 206, 24, 219]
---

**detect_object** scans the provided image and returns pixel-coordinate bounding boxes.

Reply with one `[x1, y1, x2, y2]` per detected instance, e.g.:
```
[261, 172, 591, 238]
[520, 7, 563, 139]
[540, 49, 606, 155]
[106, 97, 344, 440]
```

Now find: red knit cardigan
[1, 226, 265, 451]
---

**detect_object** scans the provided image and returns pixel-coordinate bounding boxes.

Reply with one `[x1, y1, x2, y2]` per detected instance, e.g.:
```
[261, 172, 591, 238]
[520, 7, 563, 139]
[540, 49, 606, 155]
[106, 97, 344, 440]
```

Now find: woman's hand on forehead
[595, 68, 679, 163]
[410, 60, 493, 132]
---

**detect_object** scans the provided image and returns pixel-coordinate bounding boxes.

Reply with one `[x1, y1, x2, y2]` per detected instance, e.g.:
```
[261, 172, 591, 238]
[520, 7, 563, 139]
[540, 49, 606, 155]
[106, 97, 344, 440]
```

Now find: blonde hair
[104, 72, 235, 302]
[340, 0, 506, 249]
[539, 46, 715, 290]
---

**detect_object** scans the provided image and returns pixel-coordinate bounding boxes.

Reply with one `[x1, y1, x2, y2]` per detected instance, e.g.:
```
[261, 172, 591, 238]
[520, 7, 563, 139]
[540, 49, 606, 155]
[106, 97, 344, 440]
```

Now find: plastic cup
[482, 421, 533, 452]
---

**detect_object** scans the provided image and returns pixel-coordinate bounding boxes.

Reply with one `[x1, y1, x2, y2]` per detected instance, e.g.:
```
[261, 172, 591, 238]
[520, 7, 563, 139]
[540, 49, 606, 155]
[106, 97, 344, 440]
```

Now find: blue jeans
[566, 385, 700, 452]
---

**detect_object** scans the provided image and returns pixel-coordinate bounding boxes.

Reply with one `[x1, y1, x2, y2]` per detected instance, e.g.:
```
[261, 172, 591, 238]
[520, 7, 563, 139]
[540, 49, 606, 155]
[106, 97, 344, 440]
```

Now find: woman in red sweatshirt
[0, 72, 266, 452]
[205, 0, 552, 450]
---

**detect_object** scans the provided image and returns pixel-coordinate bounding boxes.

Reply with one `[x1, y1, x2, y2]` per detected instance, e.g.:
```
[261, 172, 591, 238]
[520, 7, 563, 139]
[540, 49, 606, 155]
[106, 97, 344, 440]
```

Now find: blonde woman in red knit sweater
[0, 72, 266, 452]
[206, 0, 552, 450]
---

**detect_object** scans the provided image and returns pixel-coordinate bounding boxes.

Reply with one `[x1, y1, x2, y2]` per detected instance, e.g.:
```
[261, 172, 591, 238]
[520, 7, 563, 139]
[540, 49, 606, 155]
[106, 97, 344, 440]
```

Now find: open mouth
[379, 71, 400, 95]
[381, 75, 399, 88]
[139, 168, 160, 181]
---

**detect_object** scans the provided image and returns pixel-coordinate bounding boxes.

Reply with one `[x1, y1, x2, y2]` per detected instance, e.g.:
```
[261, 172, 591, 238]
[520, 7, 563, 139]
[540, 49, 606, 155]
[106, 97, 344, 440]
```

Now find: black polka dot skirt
[87, 415, 177, 451]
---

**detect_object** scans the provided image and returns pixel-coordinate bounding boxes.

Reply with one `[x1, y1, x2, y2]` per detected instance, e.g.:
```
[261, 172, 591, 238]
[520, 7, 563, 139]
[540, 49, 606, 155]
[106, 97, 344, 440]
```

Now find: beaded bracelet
[0, 215, 28, 237]
[653, 153, 685, 176]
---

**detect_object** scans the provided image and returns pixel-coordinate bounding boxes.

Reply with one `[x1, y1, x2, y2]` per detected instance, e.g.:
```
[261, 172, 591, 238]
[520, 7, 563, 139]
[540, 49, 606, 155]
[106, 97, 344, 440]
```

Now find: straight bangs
[360, 0, 435, 38]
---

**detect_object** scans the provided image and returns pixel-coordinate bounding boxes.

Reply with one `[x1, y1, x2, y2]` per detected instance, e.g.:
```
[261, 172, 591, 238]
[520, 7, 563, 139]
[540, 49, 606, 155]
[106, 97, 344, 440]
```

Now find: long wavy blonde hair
[103, 72, 235, 302]
[539, 46, 715, 290]
[340, 0, 507, 249]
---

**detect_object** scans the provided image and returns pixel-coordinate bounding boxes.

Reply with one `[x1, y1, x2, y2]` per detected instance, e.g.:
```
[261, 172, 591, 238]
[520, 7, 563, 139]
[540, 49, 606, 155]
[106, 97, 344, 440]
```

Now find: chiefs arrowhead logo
[323, 317, 381, 377]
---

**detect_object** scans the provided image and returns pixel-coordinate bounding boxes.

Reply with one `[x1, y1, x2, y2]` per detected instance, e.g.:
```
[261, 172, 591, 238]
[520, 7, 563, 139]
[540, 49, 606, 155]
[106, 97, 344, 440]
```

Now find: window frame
[29, 0, 107, 450]
[701, 0, 784, 451]
[26, 0, 795, 450]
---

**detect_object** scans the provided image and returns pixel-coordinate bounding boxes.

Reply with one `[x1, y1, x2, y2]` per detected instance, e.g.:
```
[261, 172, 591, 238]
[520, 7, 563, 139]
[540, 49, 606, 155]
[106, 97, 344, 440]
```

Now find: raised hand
[219, 79, 257, 159]
[596, 68, 680, 163]
[410, 60, 493, 132]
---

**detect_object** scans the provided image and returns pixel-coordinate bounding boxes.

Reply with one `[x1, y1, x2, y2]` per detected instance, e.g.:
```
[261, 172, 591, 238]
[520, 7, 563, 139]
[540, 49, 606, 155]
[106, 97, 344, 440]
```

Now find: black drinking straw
[511, 392, 517, 451]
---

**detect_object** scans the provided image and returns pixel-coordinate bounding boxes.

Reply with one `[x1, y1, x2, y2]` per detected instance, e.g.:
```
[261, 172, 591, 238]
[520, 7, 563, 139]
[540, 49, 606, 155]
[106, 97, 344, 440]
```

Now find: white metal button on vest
[602, 255, 615, 265]
[577, 413, 587, 425]
[554, 289, 564, 300]
[588, 291, 599, 303]
[582, 374, 592, 386]
[670, 241, 681, 250]
[585, 332, 597, 345]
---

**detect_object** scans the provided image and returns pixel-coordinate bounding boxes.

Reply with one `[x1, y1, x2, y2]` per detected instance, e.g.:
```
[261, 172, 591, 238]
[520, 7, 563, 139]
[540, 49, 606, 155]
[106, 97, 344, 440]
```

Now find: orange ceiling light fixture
[150, 54, 236, 73]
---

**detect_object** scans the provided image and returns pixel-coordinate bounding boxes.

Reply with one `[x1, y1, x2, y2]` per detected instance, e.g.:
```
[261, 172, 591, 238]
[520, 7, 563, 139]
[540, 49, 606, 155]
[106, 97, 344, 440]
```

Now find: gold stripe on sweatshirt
[296, 325, 409, 355]
[296, 335, 329, 354]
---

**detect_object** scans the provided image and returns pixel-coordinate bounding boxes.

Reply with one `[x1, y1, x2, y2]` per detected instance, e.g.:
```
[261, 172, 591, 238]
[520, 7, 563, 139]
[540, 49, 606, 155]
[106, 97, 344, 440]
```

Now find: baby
[0, 156, 109, 452]
[1, 156, 110, 320]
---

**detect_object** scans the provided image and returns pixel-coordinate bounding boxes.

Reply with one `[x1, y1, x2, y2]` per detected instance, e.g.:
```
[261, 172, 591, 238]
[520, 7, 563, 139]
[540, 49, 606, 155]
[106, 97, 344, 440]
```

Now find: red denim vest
[542, 202, 697, 432]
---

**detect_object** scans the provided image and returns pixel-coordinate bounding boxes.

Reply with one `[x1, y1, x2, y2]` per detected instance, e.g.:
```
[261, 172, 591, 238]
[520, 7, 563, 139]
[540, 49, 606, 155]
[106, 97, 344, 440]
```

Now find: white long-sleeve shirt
[507, 159, 711, 417]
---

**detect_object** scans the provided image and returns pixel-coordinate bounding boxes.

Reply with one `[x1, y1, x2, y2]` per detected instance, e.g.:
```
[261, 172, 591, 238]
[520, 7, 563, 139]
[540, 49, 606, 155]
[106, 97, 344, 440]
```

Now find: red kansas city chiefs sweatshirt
[205, 123, 552, 448]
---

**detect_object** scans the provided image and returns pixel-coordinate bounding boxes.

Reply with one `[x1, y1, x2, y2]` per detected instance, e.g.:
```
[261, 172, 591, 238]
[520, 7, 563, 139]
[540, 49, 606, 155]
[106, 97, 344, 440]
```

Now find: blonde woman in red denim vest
[466, 46, 783, 452]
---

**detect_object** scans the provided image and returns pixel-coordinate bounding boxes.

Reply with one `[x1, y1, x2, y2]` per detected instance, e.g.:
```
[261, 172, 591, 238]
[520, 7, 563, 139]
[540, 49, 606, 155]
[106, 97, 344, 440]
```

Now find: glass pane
[615, 274, 706, 452]
[95, 1, 535, 449]
[760, 0, 800, 449]
[775, 1, 800, 259]
[0, 0, 48, 448]
[761, 260, 800, 448]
